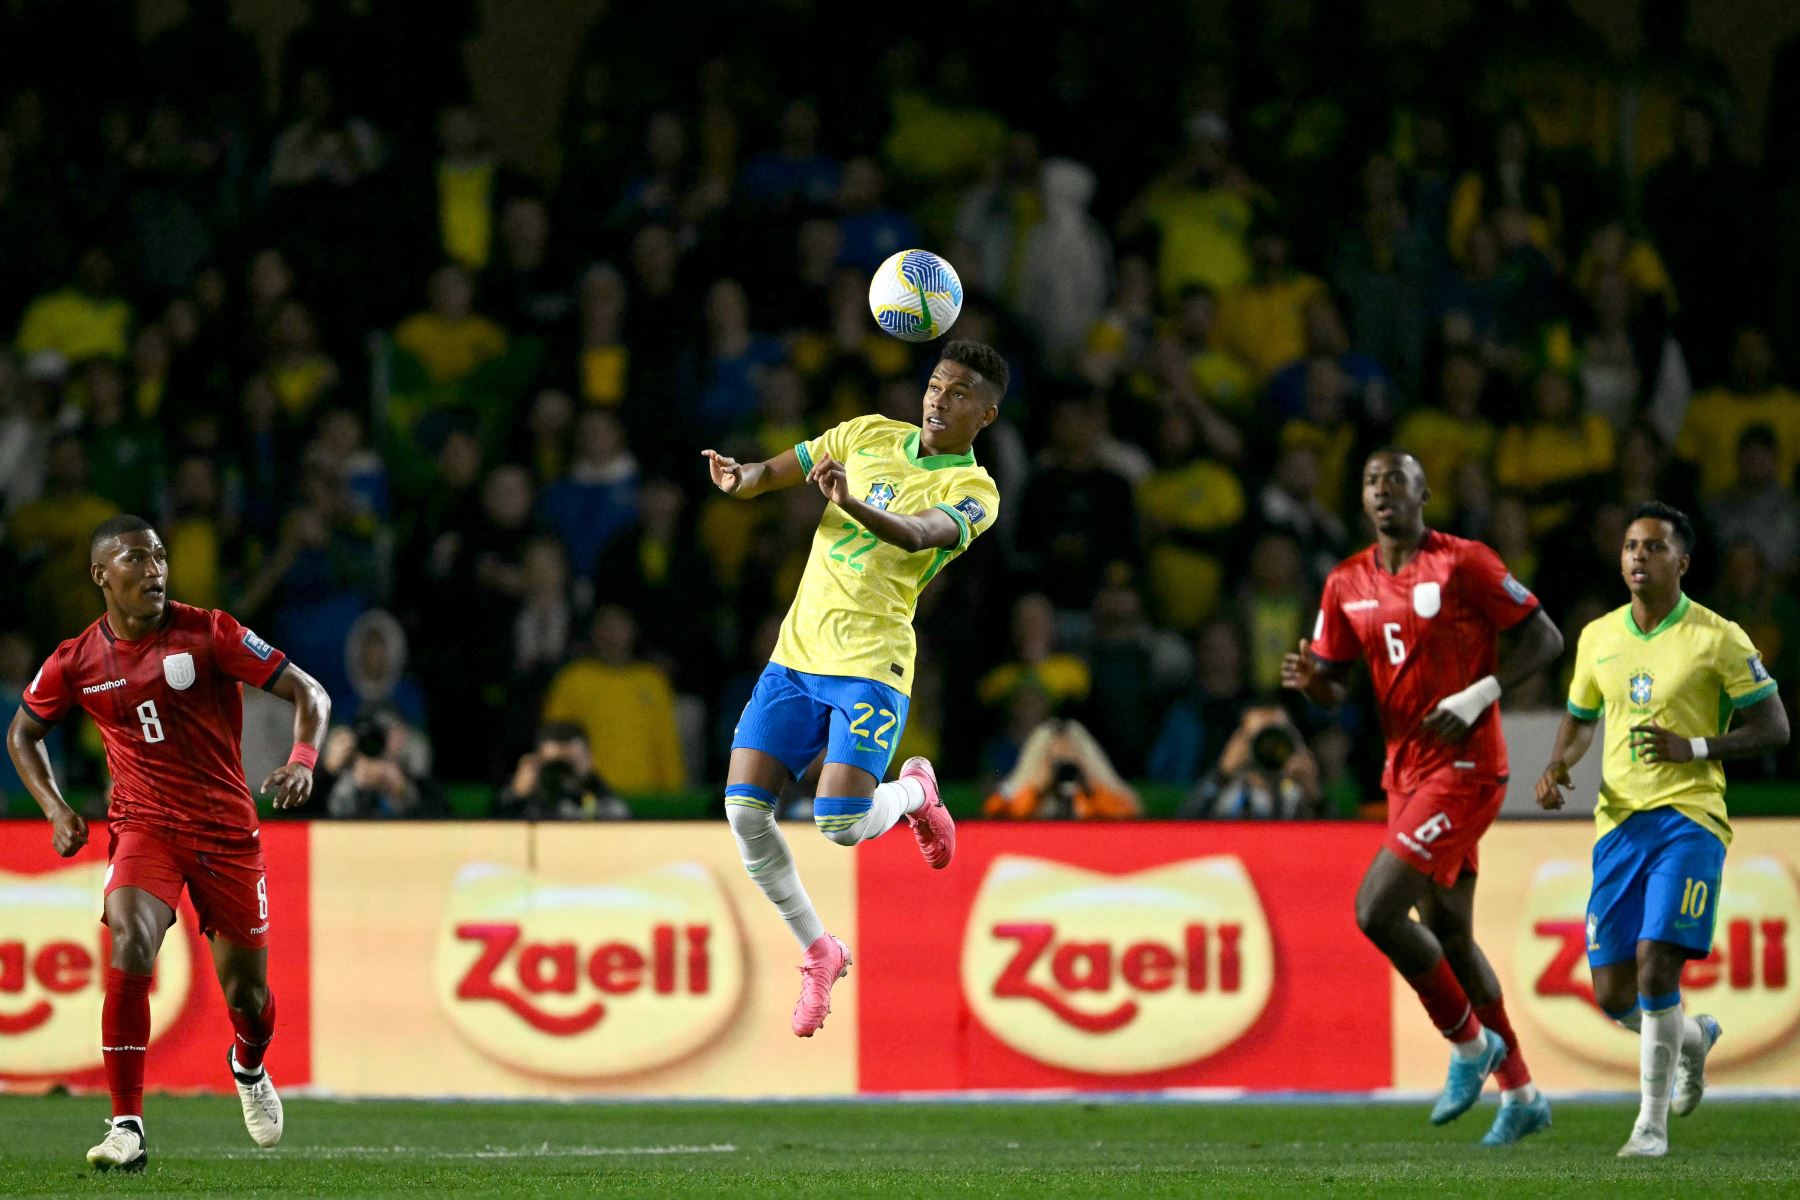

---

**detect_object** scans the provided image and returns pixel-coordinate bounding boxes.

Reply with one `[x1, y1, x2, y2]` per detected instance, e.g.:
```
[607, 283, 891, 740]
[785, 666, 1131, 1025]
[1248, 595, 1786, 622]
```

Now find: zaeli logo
[961, 855, 1273, 1074]
[0, 865, 193, 1075]
[435, 862, 743, 1078]
[1520, 856, 1798, 1070]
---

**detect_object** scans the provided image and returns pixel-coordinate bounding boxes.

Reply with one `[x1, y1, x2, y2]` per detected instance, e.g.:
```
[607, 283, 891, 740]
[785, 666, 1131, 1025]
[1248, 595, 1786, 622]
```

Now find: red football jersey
[21, 602, 288, 851]
[1311, 530, 1539, 793]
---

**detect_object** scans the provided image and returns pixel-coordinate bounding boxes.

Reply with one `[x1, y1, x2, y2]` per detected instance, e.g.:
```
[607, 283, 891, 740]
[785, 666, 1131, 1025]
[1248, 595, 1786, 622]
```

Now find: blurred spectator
[738, 100, 840, 212]
[952, 132, 1040, 302]
[1233, 532, 1311, 698]
[574, 264, 630, 410]
[541, 605, 686, 793]
[1496, 370, 1615, 537]
[0, 350, 51, 512]
[1125, 112, 1255, 299]
[684, 278, 785, 439]
[512, 535, 575, 685]
[1015, 157, 1111, 372]
[1642, 97, 1757, 382]
[1332, 153, 1430, 393]
[1138, 404, 1246, 630]
[76, 358, 165, 517]
[343, 609, 427, 730]
[164, 455, 227, 610]
[261, 299, 340, 422]
[835, 157, 923, 272]
[592, 476, 713, 687]
[1277, 359, 1360, 521]
[14, 247, 132, 362]
[1147, 619, 1252, 786]
[434, 104, 501, 272]
[1574, 263, 1689, 440]
[1214, 218, 1327, 380]
[1710, 540, 1800, 767]
[1085, 576, 1190, 777]
[1265, 298, 1392, 422]
[1014, 396, 1139, 610]
[321, 705, 443, 819]
[1447, 113, 1562, 267]
[495, 721, 627, 820]
[482, 194, 574, 345]
[882, 51, 1007, 190]
[1395, 348, 1497, 527]
[977, 592, 1091, 713]
[1676, 328, 1800, 497]
[1706, 427, 1800, 580]
[268, 66, 383, 190]
[1179, 705, 1321, 819]
[983, 717, 1142, 820]
[1, 630, 62, 801]
[538, 408, 640, 582]
[393, 264, 507, 386]
[1256, 441, 1347, 588]
[7, 436, 118, 643]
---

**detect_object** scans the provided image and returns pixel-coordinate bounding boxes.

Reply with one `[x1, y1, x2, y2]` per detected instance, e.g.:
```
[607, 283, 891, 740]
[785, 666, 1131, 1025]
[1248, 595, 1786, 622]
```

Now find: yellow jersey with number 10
[1566, 594, 1779, 847]
[775, 415, 1000, 696]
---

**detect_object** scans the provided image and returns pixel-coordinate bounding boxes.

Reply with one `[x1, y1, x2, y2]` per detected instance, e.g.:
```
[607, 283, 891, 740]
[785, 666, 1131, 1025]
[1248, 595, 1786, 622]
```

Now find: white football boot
[229, 1048, 284, 1147]
[86, 1117, 147, 1172]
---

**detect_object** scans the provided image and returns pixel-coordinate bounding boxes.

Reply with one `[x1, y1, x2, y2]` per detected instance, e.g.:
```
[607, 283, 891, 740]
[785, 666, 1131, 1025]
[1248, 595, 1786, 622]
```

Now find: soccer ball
[868, 249, 963, 342]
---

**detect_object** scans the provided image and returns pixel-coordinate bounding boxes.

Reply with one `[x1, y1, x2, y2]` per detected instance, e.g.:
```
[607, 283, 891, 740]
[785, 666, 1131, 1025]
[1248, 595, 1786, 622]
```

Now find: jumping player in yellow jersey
[700, 339, 1006, 1037]
[1538, 501, 1789, 1158]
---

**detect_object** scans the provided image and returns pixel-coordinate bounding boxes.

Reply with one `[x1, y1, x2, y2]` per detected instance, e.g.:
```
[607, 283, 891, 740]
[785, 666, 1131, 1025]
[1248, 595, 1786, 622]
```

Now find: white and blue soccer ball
[868, 249, 963, 342]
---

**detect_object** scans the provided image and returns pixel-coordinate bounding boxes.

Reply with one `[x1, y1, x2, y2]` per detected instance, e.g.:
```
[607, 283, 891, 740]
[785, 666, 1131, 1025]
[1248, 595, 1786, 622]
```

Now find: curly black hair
[938, 339, 1010, 402]
[1627, 500, 1696, 555]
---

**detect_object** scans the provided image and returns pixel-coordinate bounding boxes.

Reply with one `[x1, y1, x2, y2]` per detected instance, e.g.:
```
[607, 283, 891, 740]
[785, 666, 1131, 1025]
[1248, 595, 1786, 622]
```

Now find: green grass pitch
[2, 1095, 1798, 1197]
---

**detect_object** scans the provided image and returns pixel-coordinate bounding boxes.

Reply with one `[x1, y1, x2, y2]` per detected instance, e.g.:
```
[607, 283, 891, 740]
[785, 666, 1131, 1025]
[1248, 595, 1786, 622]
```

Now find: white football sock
[1501, 1084, 1539, 1105]
[871, 777, 925, 827]
[1679, 1014, 1704, 1055]
[1449, 1029, 1486, 1061]
[1638, 1004, 1682, 1130]
[726, 803, 826, 949]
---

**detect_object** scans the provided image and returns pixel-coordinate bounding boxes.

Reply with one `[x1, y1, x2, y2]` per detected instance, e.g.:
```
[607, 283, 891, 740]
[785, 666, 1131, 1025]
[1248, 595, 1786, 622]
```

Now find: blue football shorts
[731, 663, 910, 782]
[1586, 804, 1727, 968]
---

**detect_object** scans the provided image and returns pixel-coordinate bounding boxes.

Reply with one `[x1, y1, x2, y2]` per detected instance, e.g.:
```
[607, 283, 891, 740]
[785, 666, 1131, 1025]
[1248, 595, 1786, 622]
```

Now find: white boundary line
[161, 1143, 738, 1161]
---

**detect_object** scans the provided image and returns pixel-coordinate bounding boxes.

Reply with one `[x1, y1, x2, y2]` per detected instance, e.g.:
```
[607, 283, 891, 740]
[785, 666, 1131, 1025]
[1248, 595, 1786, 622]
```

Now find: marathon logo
[436, 862, 742, 1079]
[1521, 856, 1799, 1071]
[0, 865, 193, 1073]
[81, 679, 127, 695]
[962, 855, 1272, 1074]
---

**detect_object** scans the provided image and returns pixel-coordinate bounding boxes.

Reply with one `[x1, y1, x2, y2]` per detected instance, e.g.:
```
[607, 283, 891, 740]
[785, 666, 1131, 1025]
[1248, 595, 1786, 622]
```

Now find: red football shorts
[1384, 779, 1507, 888]
[105, 825, 271, 948]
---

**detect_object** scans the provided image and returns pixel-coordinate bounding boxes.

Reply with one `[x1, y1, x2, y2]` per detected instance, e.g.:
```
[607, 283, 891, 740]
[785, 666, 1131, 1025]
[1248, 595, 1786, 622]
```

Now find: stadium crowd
[4, 0, 1800, 817]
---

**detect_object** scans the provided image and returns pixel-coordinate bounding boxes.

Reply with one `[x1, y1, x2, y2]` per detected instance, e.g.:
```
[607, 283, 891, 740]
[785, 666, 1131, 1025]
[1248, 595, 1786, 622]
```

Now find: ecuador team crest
[162, 651, 196, 691]
[1629, 670, 1654, 706]
[864, 481, 897, 511]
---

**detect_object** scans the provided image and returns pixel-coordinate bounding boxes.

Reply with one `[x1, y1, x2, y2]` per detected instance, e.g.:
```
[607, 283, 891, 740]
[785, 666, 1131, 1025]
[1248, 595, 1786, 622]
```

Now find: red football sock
[102, 967, 154, 1119]
[1404, 957, 1484, 1043]
[230, 991, 277, 1072]
[1475, 997, 1531, 1088]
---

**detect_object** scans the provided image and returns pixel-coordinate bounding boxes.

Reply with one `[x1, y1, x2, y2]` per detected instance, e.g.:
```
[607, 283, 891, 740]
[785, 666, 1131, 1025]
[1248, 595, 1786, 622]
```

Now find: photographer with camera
[321, 705, 445, 819]
[983, 717, 1142, 820]
[1178, 704, 1321, 819]
[496, 722, 628, 820]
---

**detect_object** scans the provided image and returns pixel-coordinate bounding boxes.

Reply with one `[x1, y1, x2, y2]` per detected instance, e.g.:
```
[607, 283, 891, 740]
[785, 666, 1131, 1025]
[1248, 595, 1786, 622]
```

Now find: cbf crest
[162, 651, 196, 691]
[1629, 670, 1654, 707]
[864, 480, 897, 511]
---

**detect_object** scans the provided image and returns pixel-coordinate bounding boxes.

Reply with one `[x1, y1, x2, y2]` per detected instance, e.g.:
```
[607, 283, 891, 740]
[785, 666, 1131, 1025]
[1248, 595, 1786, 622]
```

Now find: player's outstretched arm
[702, 447, 803, 500]
[1632, 691, 1791, 765]
[1536, 711, 1598, 810]
[1280, 639, 1353, 709]
[6, 709, 87, 856]
[808, 453, 963, 552]
[262, 663, 331, 809]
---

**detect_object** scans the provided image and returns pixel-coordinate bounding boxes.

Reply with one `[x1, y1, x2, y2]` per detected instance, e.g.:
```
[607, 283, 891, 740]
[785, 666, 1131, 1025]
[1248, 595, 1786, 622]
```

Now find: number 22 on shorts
[847, 702, 896, 750]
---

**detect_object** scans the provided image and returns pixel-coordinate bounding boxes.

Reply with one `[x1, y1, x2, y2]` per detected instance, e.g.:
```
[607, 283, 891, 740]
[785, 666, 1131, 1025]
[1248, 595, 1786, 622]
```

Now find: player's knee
[222, 977, 268, 1014]
[1594, 978, 1638, 1017]
[107, 924, 159, 973]
[725, 799, 775, 839]
[1354, 893, 1391, 941]
[815, 817, 863, 847]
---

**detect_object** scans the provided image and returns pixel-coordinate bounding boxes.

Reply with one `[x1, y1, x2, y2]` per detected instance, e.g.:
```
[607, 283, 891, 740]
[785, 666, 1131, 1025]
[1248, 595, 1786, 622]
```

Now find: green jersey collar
[904, 430, 976, 470]
[1626, 592, 1691, 640]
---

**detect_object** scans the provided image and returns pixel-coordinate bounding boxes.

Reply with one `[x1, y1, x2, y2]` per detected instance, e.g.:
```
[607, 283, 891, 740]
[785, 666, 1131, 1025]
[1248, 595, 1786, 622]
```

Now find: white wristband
[1689, 737, 1709, 761]
[1437, 675, 1503, 725]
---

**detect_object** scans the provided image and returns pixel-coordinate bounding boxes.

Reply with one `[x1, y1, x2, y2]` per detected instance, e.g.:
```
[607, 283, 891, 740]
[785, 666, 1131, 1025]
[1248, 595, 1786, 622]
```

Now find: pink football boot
[901, 756, 955, 869]
[792, 934, 851, 1037]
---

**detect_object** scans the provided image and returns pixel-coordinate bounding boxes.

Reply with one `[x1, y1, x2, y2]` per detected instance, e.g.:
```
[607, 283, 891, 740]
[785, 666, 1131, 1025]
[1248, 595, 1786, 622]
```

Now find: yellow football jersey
[776, 415, 1000, 695]
[1566, 594, 1779, 846]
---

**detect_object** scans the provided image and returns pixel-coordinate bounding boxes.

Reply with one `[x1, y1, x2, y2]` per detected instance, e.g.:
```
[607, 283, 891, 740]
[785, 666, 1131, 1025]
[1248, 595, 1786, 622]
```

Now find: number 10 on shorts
[1680, 877, 1709, 919]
